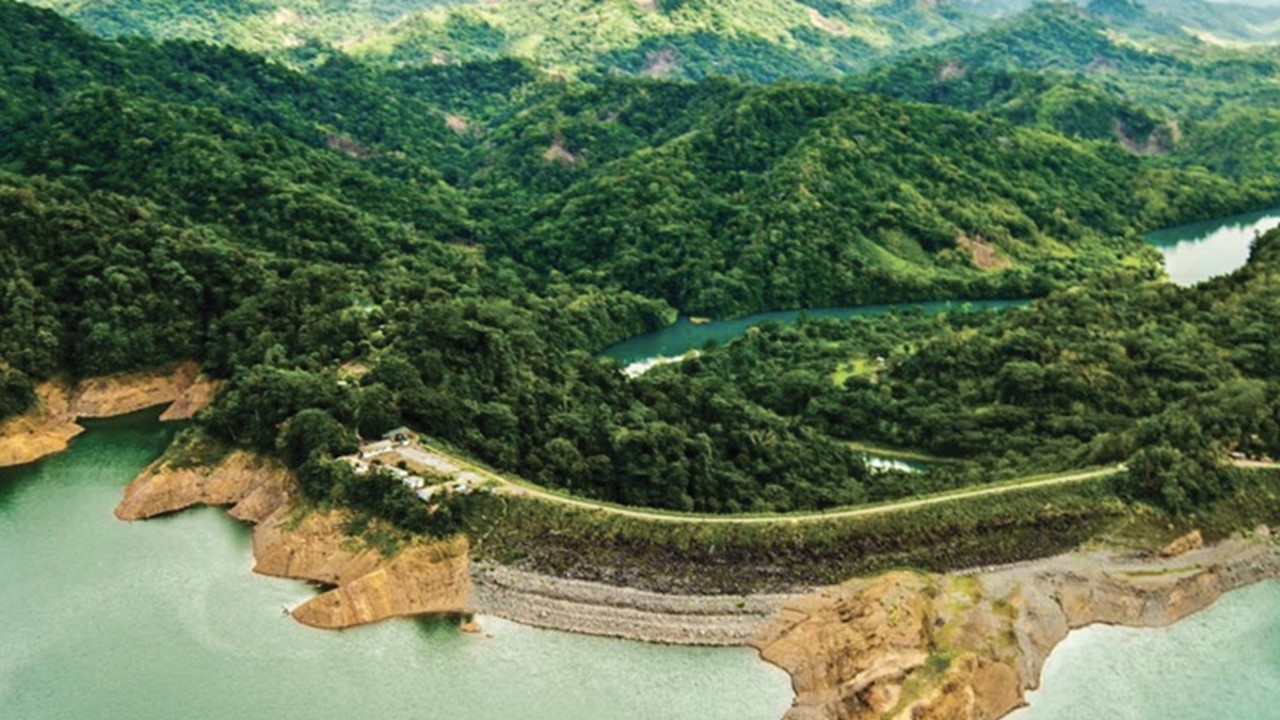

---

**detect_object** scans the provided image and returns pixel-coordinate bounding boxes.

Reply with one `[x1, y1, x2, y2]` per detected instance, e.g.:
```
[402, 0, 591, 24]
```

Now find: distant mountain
[854, 1, 1280, 166]
[964, 0, 1280, 43]
[23, 0, 1001, 80]
[1087, 0, 1280, 44]
[24, 0, 1280, 82]
[7, 0, 1269, 323]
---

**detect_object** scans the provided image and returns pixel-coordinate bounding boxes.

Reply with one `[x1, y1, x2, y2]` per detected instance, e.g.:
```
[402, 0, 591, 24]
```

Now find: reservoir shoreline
[4, 383, 1280, 719]
[93, 400, 1280, 720]
[104, 413, 1280, 720]
[0, 422, 792, 720]
[6, 303, 1280, 719]
[0, 361, 218, 469]
[753, 534, 1280, 720]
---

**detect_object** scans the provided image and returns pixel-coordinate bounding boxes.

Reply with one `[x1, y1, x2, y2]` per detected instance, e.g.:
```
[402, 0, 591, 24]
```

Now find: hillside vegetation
[26, 0, 1280, 81]
[1, 0, 1279, 537]
[854, 3, 1280, 189]
[21, 0, 989, 79]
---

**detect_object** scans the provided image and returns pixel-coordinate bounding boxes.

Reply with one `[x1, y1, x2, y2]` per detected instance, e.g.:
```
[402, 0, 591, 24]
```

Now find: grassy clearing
[831, 356, 876, 386]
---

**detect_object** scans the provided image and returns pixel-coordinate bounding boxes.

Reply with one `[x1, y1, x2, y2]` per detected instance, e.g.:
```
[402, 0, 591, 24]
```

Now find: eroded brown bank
[118, 443, 1280, 720]
[0, 361, 218, 467]
[754, 535, 1280, 720]
[116, 449, 471, 629]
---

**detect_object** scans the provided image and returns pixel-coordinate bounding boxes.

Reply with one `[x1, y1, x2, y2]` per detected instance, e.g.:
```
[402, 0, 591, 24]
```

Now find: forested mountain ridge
[23, 0, 1280, 83]
[1085, 0, 1280, 45]
[854, 1, 1280, 188]
[2, 0, 1279, 523]
[857, 2, 1280, 116]
[18, 0, 994, 80]
[7, 1, 1269, 322]
[481, 80, 1271, 314]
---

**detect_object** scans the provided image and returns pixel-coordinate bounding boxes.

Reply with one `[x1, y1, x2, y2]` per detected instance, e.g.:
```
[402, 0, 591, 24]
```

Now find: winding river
[601, 205, 1280, 473]
[600, 299, 1023, 367]
[603, 204, 1280, 372]
[0, 413, 793, 720]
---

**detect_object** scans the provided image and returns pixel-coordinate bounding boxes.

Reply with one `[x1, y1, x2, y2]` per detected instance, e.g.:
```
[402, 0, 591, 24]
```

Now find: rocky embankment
[471, 564, 795, 645]
[116, 450, 470, 629]
[0, 361, 218, 467]
[754, 533, 1280, 720]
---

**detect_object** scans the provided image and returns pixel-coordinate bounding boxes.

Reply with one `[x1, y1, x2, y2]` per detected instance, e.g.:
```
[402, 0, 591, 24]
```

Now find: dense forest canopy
[19, 0, 991, 80]
[21, 0, 1280, 81]
[669, 228, 1280, 514]
[2, 0, 1280, 528]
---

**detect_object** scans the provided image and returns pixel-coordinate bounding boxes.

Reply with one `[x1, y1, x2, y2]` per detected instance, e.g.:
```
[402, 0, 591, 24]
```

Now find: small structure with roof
[382, 427, 414, 445]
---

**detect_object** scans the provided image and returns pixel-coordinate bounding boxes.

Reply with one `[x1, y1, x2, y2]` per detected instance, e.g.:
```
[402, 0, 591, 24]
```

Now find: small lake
[1009, 580, 1280, 720]
[0, 413, 793, 720]
[1145, 205, 1280, 286]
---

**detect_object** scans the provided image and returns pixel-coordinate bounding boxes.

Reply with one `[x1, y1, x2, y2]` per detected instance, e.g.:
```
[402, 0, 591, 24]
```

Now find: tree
[356, 384, 401, 439]
[277, 409, 356, 468]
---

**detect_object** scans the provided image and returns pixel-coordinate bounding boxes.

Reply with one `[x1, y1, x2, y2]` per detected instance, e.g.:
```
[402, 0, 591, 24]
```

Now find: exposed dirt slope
[117, 450, 471, 630]
[116, 449, 286, 520]
[0, 362, 217, 468]
[0, 379, 82, 467]
[755, 536, 1280, 720]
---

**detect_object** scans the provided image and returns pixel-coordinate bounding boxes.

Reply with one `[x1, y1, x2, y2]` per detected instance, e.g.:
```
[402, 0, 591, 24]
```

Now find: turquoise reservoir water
[605, 204, 1280, 371]
[1010, 579, 1280, 720]
[599, 299, 1023, 366]
[1145, 206, 1280, 286]
[0, 412, 793, 720]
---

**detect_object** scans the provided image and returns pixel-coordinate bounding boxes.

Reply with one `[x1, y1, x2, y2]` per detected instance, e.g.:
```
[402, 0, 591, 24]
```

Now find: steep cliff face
[116, 449, 289, 521]
[0, 362, 218, 468]
[116, 450, 471, 630]
[249, 507, 377, 584]
[755, 538, 1280, 720]
[290, 538, 471, 630]
[72, 361, 202, 418]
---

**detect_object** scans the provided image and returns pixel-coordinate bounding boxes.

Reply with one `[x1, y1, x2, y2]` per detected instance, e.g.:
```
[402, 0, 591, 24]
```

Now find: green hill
[24, 0, 1280, 83]
[851, 2, 1280, 189]
[1, 0, 1277, 518]
[21, 0, 998, 79]
[479, 79, 1264, 315]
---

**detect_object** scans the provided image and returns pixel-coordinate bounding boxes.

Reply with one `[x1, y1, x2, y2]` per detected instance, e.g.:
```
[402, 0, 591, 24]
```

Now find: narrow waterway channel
[603, 204, 1280, 370]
